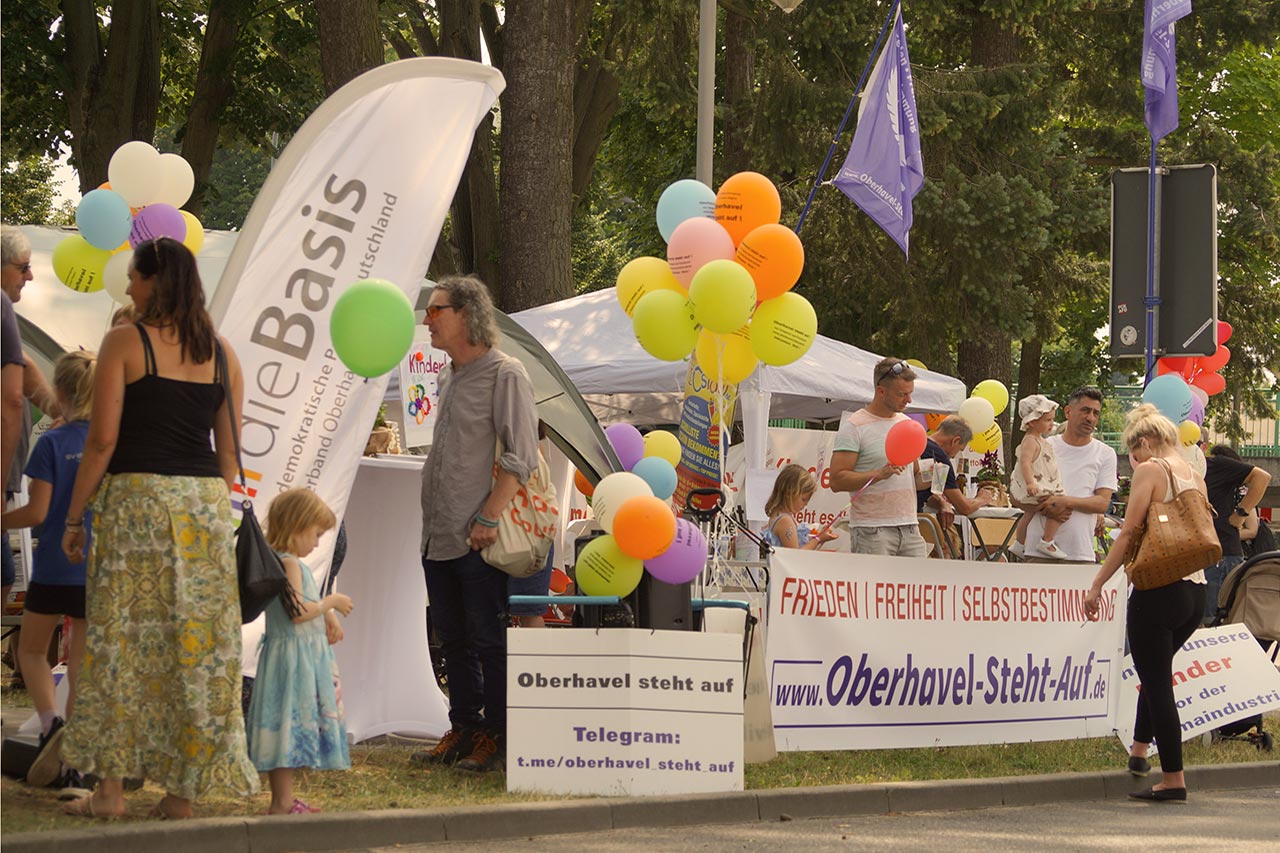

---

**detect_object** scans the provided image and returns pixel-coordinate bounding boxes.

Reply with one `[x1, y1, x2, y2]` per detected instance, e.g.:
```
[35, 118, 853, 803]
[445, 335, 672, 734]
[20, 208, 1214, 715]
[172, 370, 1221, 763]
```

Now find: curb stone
[4, 762, 1278, 853]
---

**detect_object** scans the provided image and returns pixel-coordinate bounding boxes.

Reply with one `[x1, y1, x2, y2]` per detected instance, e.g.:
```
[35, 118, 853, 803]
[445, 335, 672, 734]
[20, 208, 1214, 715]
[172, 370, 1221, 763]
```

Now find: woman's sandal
[62, 795, 125, 819]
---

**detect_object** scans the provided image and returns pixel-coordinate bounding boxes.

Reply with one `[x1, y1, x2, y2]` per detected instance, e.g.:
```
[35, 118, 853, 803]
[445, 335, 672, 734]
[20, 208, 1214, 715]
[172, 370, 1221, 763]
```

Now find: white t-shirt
[1026, 436, 1118, 562]
[833, 409, 917, 528]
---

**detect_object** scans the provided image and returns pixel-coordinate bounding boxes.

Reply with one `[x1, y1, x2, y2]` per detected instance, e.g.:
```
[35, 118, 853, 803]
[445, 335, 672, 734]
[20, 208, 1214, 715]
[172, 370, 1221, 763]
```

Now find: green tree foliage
[0, 155, 74, 225]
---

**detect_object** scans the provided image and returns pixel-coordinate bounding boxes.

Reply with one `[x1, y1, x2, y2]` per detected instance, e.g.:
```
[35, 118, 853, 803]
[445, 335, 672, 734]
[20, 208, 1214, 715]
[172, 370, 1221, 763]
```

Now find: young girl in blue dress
[1, 351, 95, 788]
[247, 488, 353, 815]
[761, 464, 838, 550]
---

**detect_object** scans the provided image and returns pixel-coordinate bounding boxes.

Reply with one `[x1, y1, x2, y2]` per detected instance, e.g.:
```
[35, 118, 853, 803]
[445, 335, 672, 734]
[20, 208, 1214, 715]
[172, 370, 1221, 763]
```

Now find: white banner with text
[1116, 625, 1280, 751]
[767, 549, 1128, 749]
[507, 628, 744, 796]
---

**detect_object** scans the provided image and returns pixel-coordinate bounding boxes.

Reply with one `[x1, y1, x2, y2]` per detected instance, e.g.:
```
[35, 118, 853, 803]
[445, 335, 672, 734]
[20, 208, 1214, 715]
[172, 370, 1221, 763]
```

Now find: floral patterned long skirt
[61, 473, 259, 799]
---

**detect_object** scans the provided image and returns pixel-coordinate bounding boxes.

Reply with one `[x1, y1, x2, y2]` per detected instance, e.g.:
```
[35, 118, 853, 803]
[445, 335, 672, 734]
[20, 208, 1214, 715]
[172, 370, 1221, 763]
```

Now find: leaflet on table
[766, 549, 1128, 750]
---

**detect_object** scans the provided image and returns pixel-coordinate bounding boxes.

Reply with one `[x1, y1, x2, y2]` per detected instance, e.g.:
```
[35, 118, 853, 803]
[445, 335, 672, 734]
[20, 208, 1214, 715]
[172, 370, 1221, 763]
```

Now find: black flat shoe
[1129, 785, 1187, 803]
[1128, 755, 1151, 776]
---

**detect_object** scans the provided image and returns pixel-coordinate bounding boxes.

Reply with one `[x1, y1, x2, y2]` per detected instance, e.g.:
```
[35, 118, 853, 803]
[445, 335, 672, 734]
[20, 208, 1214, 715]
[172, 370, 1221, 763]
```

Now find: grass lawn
[2, 681, 1274, 835]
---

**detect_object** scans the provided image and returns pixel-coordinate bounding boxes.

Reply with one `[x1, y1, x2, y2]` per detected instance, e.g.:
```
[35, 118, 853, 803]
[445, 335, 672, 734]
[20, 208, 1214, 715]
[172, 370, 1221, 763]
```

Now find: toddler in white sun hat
[1009, 394, 1066, 558]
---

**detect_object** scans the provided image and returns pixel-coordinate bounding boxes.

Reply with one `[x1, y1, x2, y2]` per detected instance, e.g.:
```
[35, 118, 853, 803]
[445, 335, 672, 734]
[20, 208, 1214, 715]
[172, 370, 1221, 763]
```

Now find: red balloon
[885, 419, 927, 466]
[1198, 344, 1230, 373]
[1156, 357, 1184, 376]
[1217, 321, 1233, 345]
[1181, 357, 1199, 381]
[1192, 371, 1226, 396]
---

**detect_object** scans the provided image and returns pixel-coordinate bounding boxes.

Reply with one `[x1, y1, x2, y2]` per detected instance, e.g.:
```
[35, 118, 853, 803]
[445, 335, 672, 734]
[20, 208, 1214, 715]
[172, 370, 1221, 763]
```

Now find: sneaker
[454, 731, 503, 774]
[26, 716, 66, 788]
[54, 768, 94, 801]
[411, 728, 473, 766]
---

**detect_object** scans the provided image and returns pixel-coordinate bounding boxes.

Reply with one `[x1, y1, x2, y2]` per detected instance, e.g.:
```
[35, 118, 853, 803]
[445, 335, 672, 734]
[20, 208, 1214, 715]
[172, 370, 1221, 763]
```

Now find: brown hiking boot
[454, 731, 503, 774]
[411, 728, 473, 766]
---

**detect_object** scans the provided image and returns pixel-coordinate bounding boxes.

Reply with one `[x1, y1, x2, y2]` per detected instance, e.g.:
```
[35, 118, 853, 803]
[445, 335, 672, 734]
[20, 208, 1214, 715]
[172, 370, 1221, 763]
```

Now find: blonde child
[247, 489, 353, 815]
[1010, 394, 1066, 558]
[762, 464, 838, 550]
[1, 351, 95, 789]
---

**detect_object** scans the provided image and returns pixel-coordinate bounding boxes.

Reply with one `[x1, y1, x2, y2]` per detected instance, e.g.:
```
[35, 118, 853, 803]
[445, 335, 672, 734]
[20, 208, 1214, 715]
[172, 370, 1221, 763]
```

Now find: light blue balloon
[631, 456, 677, 501]
[75, 189, 134, 251]
[656, 179, 717, 242]
[1142, 374, 1193, 423]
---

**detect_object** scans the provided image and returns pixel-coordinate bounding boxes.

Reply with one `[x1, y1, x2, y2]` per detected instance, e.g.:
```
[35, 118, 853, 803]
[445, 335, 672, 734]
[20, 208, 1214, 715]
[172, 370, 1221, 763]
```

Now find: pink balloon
[666, 217, 735, 287]
[605, 423, 645, 472]
[129, 203, 187, 247]
[884, 419, 927, 466]
[644, 518, 707, 585]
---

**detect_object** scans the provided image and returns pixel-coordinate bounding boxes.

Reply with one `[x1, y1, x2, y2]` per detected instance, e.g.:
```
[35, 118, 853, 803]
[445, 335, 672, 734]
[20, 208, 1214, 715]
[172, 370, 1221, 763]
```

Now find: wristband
[66, 518, 84, 529]
[474, 513, 500, 529]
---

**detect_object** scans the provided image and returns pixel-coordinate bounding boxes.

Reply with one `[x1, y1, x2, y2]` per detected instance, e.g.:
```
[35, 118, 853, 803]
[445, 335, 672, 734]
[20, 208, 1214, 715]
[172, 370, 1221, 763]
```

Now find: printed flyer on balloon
[766, 549, 1128, 750]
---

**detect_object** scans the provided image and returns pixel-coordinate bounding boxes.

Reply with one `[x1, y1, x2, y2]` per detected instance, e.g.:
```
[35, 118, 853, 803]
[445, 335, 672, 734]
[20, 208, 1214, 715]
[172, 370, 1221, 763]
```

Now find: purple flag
[833, 10, 924, 256]
[1142, 0, 1193, 142]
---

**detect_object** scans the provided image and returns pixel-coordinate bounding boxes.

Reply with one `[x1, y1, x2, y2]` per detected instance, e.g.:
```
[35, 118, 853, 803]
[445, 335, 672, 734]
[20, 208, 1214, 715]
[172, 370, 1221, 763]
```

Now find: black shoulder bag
[218, 342, 302, 622]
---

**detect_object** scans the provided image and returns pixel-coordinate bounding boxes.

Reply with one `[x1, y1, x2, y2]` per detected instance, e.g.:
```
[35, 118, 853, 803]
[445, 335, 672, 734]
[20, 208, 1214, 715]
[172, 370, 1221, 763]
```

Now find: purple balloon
[644, 518, 707, 585]
[129, 202, 187, 247]
[1187, 393, 1205, 427]
[605, 422, 645, 471]
[907, 412, 928, 429]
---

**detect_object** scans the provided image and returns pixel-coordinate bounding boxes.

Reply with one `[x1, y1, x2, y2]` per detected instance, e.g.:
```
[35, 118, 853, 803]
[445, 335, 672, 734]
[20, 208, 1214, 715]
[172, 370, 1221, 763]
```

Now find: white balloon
[102, 251, 132, 306]
[957, 396, 996, 433]
[591, 472, 654, 533]
[155, 153, 195, 208]
[107, 141, 162, 207]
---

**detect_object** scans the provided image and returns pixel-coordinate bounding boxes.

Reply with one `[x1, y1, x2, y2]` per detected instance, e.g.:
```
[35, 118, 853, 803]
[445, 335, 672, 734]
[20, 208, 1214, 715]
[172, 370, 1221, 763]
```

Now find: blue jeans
[423, 548, 509, 734]
[1203, 554, 1245, 624]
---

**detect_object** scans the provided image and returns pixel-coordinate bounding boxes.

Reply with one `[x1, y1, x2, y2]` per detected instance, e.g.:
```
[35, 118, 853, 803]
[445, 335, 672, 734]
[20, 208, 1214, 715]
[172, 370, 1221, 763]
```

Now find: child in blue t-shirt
[0, 351, 95, 784]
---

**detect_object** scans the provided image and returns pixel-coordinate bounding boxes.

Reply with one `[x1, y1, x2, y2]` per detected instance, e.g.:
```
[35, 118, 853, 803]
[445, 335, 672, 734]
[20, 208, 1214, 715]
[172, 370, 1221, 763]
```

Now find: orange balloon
[925, 413, 946, 431]
[611, 495, 677, 560]
[1192, 371, 1226, 396]
[574, 469, 595, 497]
[1198, 344, 1230, 373]
[715, 171, 782, 246]
[734, 223, 804, 300]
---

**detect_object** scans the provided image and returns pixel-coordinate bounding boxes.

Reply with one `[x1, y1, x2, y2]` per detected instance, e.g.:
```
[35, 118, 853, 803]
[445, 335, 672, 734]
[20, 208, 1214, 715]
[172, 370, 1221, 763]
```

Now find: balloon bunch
[955, 379, 1008, 452]
[617, 173, 818, 378]
[1156, 321, 1233, 399]
[56, 142, 204, 301]
[573, 424, 706, 597]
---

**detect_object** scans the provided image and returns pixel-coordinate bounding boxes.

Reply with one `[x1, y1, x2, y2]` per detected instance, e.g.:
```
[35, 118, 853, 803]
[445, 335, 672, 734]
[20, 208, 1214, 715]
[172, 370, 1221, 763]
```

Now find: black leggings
[1127, 580, 1206, 773]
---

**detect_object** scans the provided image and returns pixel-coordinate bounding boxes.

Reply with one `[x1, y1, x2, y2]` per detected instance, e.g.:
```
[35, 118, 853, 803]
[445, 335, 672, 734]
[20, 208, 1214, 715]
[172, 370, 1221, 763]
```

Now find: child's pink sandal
[289, 798, 322, 814]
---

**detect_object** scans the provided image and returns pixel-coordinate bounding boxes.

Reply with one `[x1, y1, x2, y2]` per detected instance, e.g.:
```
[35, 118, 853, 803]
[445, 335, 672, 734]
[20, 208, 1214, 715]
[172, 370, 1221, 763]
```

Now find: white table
[331, 455, 450, 742]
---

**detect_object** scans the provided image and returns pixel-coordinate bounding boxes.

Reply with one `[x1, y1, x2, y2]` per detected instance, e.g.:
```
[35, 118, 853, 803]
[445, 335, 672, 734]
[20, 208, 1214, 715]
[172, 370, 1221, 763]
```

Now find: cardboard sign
[396, 326, 446, 448]
[1115, 625, 1280, 751]
[507, 628, 744, 796]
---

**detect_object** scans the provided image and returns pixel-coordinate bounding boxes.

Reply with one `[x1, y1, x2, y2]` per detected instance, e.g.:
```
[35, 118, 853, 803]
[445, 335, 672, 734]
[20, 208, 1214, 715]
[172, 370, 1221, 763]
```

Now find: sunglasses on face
[876, 360, 909, 385]
[425, 304, 458, 320]
[8, 262, 31, 274]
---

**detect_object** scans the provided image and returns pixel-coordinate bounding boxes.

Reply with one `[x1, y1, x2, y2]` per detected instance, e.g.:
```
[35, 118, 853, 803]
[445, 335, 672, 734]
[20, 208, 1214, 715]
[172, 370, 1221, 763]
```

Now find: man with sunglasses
[416, 276, 539, 775]
[829, 357, 929, 558]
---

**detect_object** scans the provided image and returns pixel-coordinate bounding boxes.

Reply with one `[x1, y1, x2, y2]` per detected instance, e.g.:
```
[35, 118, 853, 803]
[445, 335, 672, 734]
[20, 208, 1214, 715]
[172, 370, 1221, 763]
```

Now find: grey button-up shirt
[419, 348, 539, 560]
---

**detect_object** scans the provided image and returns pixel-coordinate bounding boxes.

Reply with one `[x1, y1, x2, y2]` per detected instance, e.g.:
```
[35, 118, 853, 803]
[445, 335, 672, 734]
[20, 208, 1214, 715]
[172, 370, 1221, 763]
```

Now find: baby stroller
[1207, 549, 1280, 751]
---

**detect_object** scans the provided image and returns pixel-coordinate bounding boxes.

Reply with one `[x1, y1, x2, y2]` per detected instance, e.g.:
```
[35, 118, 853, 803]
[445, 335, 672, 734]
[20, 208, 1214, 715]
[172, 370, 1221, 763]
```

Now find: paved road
[368, 787, 1280, 853]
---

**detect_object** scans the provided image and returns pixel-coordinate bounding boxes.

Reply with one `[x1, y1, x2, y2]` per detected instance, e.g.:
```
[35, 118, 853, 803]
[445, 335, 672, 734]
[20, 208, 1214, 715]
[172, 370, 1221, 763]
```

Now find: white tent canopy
[511, 288, 967, 425]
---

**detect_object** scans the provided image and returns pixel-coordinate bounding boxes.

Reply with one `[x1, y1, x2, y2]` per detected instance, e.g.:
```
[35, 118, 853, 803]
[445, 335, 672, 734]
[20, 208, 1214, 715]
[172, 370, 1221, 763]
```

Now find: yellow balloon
[749, 292, 817, 366]
[696, 325, 758, 384]
[632, 289, 699, 361]
[643, 430, 682, 467]
[969, 423, 1002, 454]
[906, 358, 928, 370]
[616, 256, 683, 316]
[52, 235, 109, 293]
[973, 379, 1010, 417]
[180, 210, 205, 255]
[1178, 420, 1201, 447]
[688, 259, 757, 334]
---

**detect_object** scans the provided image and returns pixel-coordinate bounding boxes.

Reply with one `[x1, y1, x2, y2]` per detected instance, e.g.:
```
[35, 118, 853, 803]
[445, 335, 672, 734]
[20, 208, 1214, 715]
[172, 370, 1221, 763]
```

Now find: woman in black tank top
[59, 238, 258, 818]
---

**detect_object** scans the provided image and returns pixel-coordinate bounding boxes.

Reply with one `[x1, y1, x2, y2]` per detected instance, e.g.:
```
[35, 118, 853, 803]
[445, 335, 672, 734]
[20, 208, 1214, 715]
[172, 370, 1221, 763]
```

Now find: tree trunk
[180, 0, 254, 216]
[1013, 337, 1042, 461]
[438, 0, 500, 289]
[721, 6, 755, 177]
[498, 0, 576, 310]
[65, 0, 161, 192]
[571, 53, 621, 209]
[314, 0, 384, 95]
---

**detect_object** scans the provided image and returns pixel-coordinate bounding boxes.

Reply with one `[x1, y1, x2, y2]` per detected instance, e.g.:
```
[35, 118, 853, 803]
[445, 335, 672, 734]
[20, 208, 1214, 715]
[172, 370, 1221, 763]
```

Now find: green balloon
[329, 279, 416, 378]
